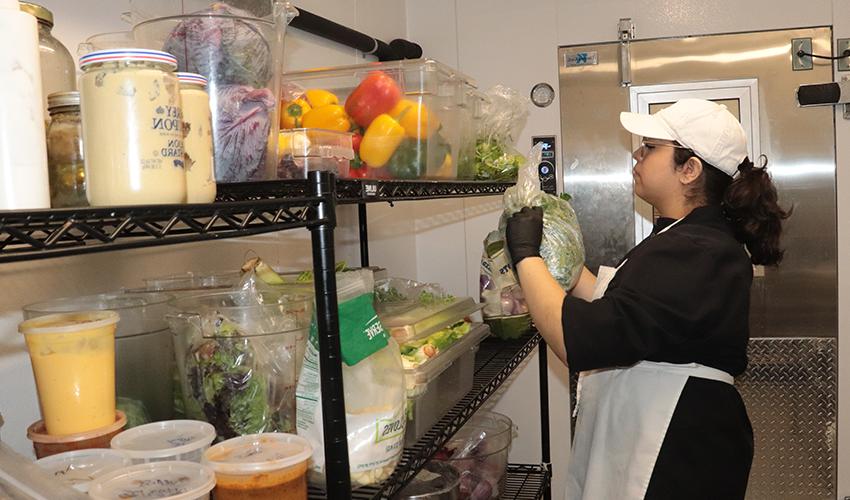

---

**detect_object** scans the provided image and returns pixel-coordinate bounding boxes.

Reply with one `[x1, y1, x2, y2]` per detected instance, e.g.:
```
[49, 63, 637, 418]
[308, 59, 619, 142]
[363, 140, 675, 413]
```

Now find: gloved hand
[506, 206, 543, 267]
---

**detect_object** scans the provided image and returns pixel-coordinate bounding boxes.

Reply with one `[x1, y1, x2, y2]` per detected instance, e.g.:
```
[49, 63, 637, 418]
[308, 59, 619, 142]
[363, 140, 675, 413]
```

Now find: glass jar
[46, 92, 87, 208]
[19, 2, 76, 123]
[176, 73, 216, 204]
[79, 49, 187, 206]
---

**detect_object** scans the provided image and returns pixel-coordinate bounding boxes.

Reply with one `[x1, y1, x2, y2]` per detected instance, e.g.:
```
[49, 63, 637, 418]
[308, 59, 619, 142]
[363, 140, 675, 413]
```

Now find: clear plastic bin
[277, 128, 353, 179]
[403, 323, 489, 445]
[110, 420, 216, 464]
[283, 59, 474, 180]
[380, 296, 483, 345]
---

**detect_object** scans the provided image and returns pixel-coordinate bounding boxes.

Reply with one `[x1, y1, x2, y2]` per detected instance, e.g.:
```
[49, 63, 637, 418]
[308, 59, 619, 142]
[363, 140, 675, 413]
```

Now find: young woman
[505, 99, 790, 500]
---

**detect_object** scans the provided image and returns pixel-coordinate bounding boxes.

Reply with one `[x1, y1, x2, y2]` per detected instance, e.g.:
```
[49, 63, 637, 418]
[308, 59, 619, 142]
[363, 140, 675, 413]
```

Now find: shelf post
[307, 171, 351, 497]
[358, 202, 369, 267]
[538, 341, 552, 500]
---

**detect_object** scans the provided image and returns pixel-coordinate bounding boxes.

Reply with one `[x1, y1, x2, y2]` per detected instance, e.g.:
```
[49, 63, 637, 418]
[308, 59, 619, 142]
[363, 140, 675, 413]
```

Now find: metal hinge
[618, 18, 635, 87]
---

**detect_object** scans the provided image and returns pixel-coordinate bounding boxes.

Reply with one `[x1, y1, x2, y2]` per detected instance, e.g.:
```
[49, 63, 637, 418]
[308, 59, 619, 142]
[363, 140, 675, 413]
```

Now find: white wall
[0, 0, 406, 457]
[405, 0, 848, 498]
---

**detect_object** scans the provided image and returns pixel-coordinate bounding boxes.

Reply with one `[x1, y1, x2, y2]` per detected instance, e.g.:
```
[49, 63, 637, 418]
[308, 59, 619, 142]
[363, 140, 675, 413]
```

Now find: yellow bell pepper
[280, 98, 311, 129]
[301, 104, 352, 132]
[304, 89, 339, 108]
[390, 99, 440, 139]
[360, 113, 406, 168]
[434, 153, 453, 178]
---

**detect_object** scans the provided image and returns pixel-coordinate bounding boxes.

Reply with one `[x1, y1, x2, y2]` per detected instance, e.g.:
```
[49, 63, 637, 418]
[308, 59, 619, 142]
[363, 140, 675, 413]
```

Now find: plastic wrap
[500, 143, 585, 290]
[473, 85, 530, 181]
[296, 269, 405, 487]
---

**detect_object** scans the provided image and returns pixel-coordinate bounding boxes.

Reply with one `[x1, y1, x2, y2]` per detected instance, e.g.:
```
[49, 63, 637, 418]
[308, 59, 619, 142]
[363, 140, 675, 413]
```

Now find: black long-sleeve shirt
[562, 204, 753, 376]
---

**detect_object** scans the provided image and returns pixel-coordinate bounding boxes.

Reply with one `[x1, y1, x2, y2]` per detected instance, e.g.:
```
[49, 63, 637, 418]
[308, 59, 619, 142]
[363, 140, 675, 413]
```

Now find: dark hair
[673, 148, 791, 266]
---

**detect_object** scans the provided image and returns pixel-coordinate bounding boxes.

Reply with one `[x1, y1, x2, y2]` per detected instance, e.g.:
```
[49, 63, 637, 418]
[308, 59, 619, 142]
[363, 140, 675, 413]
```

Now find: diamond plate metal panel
[568, 338, 837, 500]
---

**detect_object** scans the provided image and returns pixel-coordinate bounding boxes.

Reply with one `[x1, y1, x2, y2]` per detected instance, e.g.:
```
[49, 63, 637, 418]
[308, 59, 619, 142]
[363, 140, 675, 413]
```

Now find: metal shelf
[0, 196, 323, 263]
[217, 178, 514, 204]
[309, 333, 542, 499]
[502, 464, 552, 499]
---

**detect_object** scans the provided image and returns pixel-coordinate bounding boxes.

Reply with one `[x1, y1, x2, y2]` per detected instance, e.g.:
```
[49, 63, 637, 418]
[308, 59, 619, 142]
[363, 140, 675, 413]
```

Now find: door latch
[618, 18, 635, 87]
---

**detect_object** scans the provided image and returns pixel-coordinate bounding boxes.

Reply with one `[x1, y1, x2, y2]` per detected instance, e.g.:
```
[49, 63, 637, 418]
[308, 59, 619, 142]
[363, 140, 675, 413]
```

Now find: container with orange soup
[18, 311, 119, 436]
[203, 433, 312, 500]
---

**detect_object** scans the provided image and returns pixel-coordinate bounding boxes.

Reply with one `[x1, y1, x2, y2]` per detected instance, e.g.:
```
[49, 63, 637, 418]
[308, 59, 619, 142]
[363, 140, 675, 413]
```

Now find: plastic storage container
[0, 442, 88, 499]
[35, 448, 132, 493]
[78, 31, 136, 55]
[88, 461, 215, 500]
[203, 433, 312, 499]
[24, 292, 177, 422]
[432, 411, 513, 499]
[283, 59, 474, 180]
[168, 291, 306, 438]
[110, 420, 216, 464]
[396, 461, 461, 499]
[380, 296, 483, 345]
[27, 411, 127, 459]
[403, 323, 489, 445]
[132, 1, 297, 183]
[139, 270, 241, 295]
[277, 128, 353, 179]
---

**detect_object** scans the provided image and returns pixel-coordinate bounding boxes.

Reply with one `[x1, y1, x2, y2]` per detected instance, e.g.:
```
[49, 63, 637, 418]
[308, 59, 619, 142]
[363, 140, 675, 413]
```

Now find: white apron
[565, 219, 734, 500]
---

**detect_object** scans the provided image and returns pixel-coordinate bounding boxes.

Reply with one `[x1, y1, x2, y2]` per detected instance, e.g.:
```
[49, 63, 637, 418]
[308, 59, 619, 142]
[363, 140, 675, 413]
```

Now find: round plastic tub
[24, 292, 176, 421]
[27, 411, 126, 459]
[431, 411, 513, 499]
[110, 420, 216, 464]
[88, 461, 215, 500]
[35, 448, 132, 493]
[203, 433, 312, 499]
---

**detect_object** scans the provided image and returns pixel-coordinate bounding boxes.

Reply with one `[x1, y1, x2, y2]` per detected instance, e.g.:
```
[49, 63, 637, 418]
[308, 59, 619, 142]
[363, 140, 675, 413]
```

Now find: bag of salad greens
[499, 143, 585, 290]
[296, 269, 405, 487]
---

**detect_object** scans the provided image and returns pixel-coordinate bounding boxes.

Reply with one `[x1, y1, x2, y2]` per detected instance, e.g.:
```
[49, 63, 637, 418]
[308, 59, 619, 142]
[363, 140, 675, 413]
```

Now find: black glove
[506, 206, 543, 267]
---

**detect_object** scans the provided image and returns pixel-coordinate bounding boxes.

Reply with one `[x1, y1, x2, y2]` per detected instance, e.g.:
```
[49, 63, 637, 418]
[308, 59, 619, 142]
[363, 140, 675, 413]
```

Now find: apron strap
[632, 360, 734, 385]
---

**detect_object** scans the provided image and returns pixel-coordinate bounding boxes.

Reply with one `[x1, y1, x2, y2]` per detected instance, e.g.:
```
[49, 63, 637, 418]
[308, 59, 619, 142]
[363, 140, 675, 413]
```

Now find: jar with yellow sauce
[176, 72, 216, 204]
[79, 49, 186, 206]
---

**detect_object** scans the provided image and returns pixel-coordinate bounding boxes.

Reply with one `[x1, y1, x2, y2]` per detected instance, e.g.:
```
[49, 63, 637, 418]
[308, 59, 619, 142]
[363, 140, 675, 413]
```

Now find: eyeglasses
[635, 140, 693, 161]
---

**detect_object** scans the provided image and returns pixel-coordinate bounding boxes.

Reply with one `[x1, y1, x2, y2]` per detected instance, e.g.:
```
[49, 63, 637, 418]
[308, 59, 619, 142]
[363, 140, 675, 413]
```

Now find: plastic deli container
[277, 128, 354, 179]
[283, 59, 475, 180]
[432, 411, 513, 499]
[24, 292, 175, 422]
[136, 270, 241, 296]
[35, 448, 132, 493]
[27, 411, 127, 459]
[396, 460, 461, 499]
[88, 461, 215, 500]
[380, 297, 483, 345]
[110, 420, 216, 464]
[404, 323, 490, 445]
[203, 433, 312, 500]
[19, 311, 119, 436]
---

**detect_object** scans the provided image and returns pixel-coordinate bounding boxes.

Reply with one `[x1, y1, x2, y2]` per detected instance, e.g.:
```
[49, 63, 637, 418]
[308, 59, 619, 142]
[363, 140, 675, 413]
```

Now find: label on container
[308, 293, 388, 366]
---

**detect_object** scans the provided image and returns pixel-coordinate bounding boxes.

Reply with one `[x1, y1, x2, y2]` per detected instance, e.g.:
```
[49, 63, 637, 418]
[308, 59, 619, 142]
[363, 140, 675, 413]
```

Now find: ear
[678, 156, 703, 186]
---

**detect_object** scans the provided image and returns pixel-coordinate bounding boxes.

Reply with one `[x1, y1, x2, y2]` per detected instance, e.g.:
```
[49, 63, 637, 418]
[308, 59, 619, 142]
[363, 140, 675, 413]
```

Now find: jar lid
[47, 91, 80, 110]
[19, 2, 53, 27]
[19, 310, 119, 336]
[87, 461, 215, 500]
[36, 448, 132, 493]
[176, 72, 208, 87]
[110, 420, 216, 460]
[203, 433, 312, 475]
[79, 49, 177, 71]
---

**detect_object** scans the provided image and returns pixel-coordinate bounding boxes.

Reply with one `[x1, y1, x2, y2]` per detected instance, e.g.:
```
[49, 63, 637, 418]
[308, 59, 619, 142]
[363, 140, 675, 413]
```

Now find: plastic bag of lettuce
[499, 143, 585, 289]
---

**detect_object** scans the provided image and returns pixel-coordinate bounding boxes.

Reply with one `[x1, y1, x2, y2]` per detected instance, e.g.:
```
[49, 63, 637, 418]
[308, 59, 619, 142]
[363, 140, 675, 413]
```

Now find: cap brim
[619, 111, 675, 141]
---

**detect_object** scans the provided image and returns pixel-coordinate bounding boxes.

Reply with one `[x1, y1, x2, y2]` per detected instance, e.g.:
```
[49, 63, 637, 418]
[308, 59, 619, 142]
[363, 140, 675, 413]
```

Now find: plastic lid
[27, 411, 127, 445]
[110, 421, 216, 460]
[19, 310, 119, 336]
[203, 433, 312, 475]
[404, 323, 490, 390]
[88, 461, 215, 500]
[48, 91, 80, 110]
[79, 49, 177, 71]
[18, 2, 53, 26]
[36, 448, 132, 493]
[176, 72, 208, 87]
[381, 297, 483, 344]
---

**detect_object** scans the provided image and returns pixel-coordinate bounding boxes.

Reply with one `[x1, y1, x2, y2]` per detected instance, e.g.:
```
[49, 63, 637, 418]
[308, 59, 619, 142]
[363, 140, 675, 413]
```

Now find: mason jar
[46, 91, 87, 208]
[79, 49, 186, 206]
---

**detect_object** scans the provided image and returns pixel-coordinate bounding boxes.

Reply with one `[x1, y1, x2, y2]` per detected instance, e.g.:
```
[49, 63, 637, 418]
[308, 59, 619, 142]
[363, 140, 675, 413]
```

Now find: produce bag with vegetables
[474, 85, 529, 181]
[296, 269, 406, 487]
[499, 143, 585, 289]
[480, 231, 531, 340]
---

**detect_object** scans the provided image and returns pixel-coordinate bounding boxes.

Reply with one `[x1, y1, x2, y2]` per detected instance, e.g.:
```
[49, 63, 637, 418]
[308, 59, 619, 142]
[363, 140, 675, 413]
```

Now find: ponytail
[722, 157, 791, 266]
[673, 149, 791, 266]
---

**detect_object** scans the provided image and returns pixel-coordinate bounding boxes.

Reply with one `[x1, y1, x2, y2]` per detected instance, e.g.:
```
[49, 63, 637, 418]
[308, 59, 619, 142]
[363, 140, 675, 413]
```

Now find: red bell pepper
[345, 71, 402, 128]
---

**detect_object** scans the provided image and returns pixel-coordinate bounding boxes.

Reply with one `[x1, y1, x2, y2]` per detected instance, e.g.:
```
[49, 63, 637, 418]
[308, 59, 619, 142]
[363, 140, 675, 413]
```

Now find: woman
[505, 99, 789, 500]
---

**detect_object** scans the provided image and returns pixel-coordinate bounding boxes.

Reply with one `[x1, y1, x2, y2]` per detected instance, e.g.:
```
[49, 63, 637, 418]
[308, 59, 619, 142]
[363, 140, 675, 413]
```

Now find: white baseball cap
[620, 98, 749, 177]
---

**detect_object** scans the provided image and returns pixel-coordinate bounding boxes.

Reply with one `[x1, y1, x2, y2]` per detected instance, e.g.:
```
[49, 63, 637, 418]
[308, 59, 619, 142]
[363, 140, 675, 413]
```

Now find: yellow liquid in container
[179, 79, 216, 203]
[20, 311, 119, 436]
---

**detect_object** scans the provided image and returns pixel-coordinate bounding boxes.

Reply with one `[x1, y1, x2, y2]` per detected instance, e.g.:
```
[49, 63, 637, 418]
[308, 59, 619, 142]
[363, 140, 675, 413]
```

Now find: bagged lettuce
[499, 143, 585, 289]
